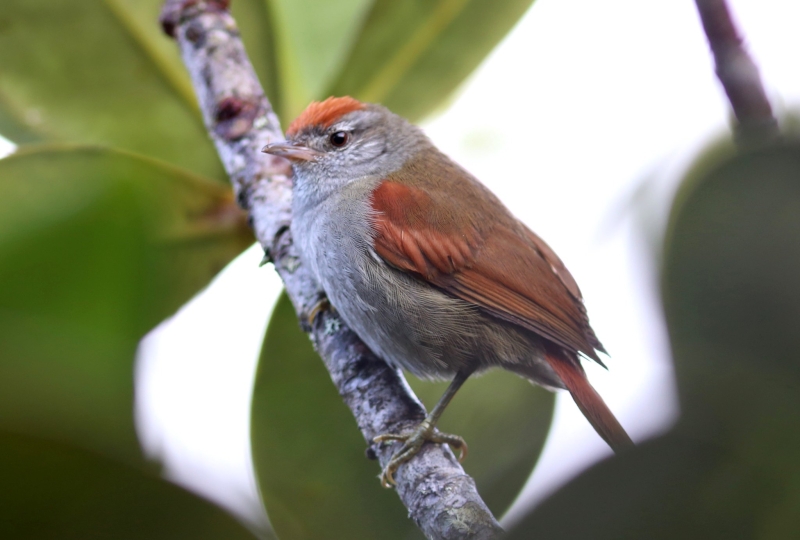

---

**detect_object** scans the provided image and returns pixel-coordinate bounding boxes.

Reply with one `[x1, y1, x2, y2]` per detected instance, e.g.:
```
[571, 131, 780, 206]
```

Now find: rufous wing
[370, 175, 604, 363]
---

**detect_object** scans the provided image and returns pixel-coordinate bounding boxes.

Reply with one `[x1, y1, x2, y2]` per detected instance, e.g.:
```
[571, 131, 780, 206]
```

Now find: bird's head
[262, 97, 425, 185]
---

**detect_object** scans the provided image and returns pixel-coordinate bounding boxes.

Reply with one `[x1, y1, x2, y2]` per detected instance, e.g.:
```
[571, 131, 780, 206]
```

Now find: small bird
[263, 96, 633, 487]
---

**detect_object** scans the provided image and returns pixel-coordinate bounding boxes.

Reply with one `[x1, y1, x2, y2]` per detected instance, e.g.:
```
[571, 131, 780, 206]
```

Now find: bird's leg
[373, 370, 471, 487]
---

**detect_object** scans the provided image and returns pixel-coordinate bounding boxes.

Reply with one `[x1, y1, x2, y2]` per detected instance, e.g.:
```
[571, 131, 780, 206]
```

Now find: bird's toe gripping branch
[374, 425, 468, 488]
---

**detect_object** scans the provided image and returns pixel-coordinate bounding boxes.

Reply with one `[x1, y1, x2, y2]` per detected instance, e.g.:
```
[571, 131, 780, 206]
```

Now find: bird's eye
[329, 131, 349, 148]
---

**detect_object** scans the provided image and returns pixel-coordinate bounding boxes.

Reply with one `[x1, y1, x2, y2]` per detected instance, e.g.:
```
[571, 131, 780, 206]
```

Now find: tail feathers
[545, 352, 634, 453]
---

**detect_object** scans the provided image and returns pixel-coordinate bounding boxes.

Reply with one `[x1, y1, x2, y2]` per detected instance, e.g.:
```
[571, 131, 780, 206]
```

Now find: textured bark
[694, 0, 779, 143]
[159, 1, 503, 539]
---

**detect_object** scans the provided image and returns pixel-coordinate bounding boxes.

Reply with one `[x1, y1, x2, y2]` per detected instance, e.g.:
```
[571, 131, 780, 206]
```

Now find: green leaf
[506, 434, 796, 540]
[0, 0, 222, 178]
[0, 93, 43, 145]
[252, 292, 554, 539]
[662, 140, 800, 436]
[107, 0, 285, 130]
[0, 432, 263, 540]
[0, 146, 252, 467]
[329, 0, 536, 122]
[660, 140, 800, 531]
[408, 370, 553, 518]
[251, 293, 418, 540]
[508, 140, 800, 540]
[266, 0, 374, 120]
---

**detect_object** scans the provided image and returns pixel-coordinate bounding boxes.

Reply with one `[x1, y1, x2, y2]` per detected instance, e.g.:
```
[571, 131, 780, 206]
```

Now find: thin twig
[159, 1, 503, 539]
[694, 0, 779, 143]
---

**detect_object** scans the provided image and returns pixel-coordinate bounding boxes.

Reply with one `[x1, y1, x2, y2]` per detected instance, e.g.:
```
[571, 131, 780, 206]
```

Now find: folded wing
[370, 177, 604, 363]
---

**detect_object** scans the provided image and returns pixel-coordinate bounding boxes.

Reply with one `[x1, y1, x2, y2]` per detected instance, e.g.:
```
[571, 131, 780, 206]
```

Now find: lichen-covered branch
[694, 0, 779, 143]
[159, 1, 502, 538]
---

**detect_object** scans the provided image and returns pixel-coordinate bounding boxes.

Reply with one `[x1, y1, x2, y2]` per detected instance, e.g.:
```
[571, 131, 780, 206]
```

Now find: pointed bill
[262, 141, 322, 162]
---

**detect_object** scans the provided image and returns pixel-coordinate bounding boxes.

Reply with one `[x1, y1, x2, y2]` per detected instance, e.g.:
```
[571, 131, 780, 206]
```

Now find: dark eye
[329, 131, 349, 147]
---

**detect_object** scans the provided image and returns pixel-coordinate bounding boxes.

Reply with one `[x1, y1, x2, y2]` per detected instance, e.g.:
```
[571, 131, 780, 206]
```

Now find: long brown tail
[545, 351, 634, 452]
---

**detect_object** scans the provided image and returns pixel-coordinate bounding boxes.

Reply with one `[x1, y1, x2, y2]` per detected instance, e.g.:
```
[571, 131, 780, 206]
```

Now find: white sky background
[4, 0, 800, 532]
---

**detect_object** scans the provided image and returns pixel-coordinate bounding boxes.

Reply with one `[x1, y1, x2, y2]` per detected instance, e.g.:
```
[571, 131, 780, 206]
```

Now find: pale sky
[5, 0, 800, 532]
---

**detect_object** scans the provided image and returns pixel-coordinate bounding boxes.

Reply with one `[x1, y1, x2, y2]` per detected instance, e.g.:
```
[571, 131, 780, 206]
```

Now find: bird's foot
[373, 424, 468, 488]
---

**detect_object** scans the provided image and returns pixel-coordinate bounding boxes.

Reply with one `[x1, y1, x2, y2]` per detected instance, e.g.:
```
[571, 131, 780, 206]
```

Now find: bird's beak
[261, 140, 322, 162]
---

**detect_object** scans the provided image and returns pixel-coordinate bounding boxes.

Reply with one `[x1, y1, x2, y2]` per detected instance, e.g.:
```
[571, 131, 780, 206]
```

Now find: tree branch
[694, 0, 779, 143]
[159, 1, 503, 539]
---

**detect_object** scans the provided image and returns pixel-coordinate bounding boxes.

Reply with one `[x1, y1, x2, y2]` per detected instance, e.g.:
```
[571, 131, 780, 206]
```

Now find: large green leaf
[0, 432, 262, 540]
[660, 140, 800, 536]
[662, 141, 800, 441]
[0, 146, 252, 467]
[251, 292, 554, 539]
[329, 0, 536, 122]
[509, 140, 800, 539]
[0, 0, 221, 178]
[266, 0, 374, 120]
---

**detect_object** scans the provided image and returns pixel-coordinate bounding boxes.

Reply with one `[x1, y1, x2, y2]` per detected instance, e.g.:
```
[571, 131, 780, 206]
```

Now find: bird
[262, 96, 633, 487]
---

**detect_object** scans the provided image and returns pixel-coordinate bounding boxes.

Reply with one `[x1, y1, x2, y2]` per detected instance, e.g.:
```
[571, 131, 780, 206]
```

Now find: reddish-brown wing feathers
[370, 149, 632, 450]
[371, 181, 478, 277]
[525, 229, 582, 301]
[369, 149, 604, 362]
[286, 96, 364, 137]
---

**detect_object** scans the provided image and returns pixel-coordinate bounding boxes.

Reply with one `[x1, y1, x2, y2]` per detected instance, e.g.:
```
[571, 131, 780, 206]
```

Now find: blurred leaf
[660, 140, 800, 534]
[231, 0, 284, 121]
[0, 92, 43, 145]
[509, 140, 800, 539]
[0, 146, 252, 466]
[0, 0, 223, 178]
[267, 0, 373, 120]
[252, 292, 554, 538]
[109, 0, 285, 128]
[0, 0, 535, 163]
[251, 293, 420, 540]
[0, 432, 263, 540]
[506, 434, 795, 540]
[329, 0, 536, 122]
[663, 141, 800, 435]
[408, 370, 553, 518]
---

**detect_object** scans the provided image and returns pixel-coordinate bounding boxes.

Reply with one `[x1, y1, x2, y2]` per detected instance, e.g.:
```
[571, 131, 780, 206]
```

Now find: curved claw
[306, 298, 333, 327]
[380, 459, 399, 488]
